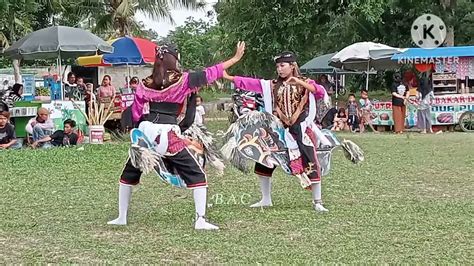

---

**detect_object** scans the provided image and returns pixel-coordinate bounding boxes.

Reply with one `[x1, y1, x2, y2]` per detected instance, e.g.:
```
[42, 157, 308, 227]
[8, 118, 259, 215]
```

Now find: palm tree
[82, 0, 206, 37]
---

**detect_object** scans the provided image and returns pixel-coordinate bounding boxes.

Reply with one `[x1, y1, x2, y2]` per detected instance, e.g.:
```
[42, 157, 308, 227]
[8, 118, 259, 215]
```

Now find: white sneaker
[194, 217, 219, 230]
[314, 203, 329, 212]
[249, 200, 273, 208]
[107, 217, 127, 225]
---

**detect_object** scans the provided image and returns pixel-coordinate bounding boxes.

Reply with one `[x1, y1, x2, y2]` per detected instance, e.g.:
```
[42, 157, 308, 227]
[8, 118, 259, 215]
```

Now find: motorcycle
[228, 89, 264, 123]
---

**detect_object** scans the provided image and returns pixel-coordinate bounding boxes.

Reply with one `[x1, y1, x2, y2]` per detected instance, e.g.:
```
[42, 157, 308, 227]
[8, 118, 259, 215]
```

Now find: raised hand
[232, 41, 246, 62]
[285, 76, 301, 85]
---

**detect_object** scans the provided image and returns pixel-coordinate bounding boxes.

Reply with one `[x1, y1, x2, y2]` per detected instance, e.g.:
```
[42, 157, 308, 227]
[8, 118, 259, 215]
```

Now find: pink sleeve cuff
[309, 79, 326, 99]
[233, 76, 263, 93]
[205, 63, 224, 84]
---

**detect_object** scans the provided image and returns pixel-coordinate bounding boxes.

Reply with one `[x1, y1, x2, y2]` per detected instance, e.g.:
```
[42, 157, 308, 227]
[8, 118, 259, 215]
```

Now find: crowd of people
[323, 90, 378, 133]
[0, 68, 436, 153]
[0, 107, 79, 150]
[316, 71, 435, 135]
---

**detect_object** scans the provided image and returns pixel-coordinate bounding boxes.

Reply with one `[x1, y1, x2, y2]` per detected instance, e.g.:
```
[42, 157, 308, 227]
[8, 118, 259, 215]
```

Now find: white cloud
[135, 1, 217, 37]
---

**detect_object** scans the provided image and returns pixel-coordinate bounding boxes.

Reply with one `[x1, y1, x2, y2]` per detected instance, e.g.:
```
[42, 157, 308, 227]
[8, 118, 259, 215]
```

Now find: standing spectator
[416, 72, 435, 134]
[391, 73, 407, 134]
[359, 89, 378, 133]
[26, 107, 55, 143]
[194, 95, 206, 125]
[64, 72, 79, 100]
[319, 74, 334, 96]
[65, 72, 77, 87]
[98, 75, 116, 100]
[32, 119, 78, 148]
[0, 111, 20, 149]
[5, 83, 23, 108]
[64, 72, 77, 98]
[346, 93, 359, 132]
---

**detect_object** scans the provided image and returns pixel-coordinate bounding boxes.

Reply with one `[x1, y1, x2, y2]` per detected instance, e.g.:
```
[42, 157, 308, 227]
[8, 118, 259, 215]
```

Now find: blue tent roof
[392, 46, 474, 60]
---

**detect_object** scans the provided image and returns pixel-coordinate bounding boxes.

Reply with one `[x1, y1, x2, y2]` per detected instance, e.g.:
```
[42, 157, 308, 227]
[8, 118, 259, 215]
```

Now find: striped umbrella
[77, 36, 157, 67]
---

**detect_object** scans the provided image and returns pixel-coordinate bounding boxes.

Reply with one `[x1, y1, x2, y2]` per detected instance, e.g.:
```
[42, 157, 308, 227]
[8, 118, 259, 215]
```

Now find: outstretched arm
[223, 70, 264, 93]
[286, 77, 326, 99]
[188, 42, 246, 88]
[222, 41, 246, 70]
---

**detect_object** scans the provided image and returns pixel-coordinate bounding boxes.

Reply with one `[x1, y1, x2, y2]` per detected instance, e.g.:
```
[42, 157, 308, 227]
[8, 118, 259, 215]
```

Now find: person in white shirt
[194, 95, 205, 125]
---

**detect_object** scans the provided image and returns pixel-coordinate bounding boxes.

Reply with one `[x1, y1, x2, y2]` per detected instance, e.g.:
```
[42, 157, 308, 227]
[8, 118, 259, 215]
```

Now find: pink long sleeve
[132, 85, 146, 123]
[204, 63, 224, 85]
[233, 76, 263, 93]
[308, 79, 325, 99]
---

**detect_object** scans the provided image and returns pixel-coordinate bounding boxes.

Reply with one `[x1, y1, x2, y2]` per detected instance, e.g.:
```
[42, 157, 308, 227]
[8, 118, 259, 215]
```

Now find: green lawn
[1, 123, 473, 263]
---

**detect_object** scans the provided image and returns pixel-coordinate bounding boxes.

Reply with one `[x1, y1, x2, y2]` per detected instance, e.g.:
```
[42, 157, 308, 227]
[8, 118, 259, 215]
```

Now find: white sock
[312, 181, 328, 212]
[107, 183, 132, 225]
[193, 187, 208, 217]
[311, 182, 322, 202]
[193, 187, 219, 230]
[250, 175, 272, 207]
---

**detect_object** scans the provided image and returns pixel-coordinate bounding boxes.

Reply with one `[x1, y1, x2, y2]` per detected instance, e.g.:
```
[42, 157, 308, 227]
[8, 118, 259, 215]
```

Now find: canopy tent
[391, 46, 474, 60]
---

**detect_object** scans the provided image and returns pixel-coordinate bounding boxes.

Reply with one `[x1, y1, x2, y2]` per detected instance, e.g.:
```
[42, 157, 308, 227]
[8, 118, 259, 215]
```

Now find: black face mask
[156, 45, 179, 60]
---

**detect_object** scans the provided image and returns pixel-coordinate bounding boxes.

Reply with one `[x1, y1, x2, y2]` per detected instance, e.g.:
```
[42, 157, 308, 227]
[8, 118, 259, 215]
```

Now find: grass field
[1, 122, 473, 264]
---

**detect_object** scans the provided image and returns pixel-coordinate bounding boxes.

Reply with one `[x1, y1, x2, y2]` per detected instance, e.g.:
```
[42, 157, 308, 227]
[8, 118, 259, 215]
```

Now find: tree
[82, 0, 206, 37]
[132, 21, 160, 41]
[0, 0, 39, 82]
[163, 17, 222, 70]
[215, 0, 350, 77]
[215, 0, 474, 78]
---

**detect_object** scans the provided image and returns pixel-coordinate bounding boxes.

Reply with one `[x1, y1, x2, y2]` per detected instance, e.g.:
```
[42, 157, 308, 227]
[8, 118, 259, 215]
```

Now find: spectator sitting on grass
[26, 107, 55, 144]
[0, 111, 21, 149]
[331, 107, 348, 131]
[32, 119, 78, 149]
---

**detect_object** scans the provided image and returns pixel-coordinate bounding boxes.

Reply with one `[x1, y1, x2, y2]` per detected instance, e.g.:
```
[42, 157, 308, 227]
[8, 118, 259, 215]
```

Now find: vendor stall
[370, 46, 474, 132]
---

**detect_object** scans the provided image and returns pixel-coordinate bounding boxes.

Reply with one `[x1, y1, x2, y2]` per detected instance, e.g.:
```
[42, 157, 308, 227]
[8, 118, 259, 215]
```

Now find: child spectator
[359, 89, 378, 133]
[76, 77, 87, 91]
[129, 76, 139, 91]
[0, 111, 20, 149]
[32, 119, 78, 148]
[346, 93, 359, 132]
[332, 107, 348, 131]
[84, 83, 97, 116]
[194, 95, 205, 125]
